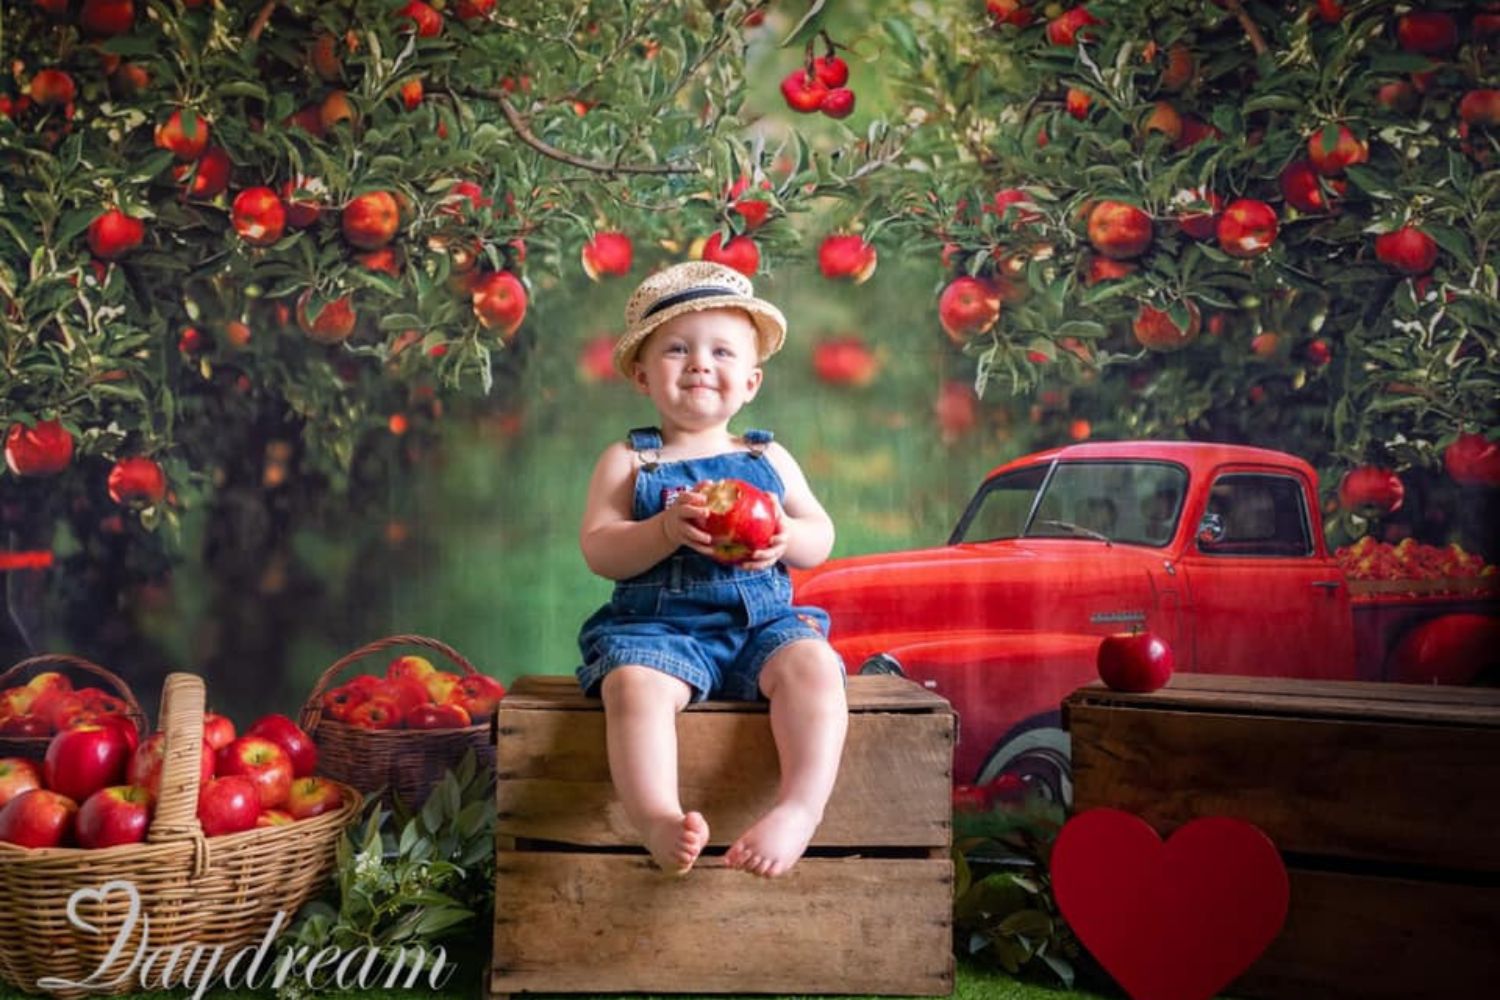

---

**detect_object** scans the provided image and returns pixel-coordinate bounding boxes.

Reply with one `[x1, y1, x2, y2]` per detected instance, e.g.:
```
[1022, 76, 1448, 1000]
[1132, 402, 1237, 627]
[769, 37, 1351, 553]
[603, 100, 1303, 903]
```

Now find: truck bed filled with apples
[1337, 536, 1499, 598]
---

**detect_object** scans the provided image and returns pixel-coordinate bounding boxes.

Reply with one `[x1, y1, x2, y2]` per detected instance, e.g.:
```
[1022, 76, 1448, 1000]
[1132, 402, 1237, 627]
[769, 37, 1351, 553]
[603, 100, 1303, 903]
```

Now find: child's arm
[579, 442, 716, 580]
[745, 442, 835, 571]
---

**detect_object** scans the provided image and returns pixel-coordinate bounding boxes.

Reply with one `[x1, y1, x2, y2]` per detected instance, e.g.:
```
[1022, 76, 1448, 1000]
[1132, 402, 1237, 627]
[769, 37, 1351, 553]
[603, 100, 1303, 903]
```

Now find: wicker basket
[0, 654, 149, 763]
[0, 673, 361, 998]
[299, 634, 497, 811]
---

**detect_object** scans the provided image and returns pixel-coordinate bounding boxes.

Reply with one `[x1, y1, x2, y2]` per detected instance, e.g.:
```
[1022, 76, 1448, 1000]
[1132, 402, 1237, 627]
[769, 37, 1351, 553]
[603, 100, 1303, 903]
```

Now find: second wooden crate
[490, 674, 955, 998]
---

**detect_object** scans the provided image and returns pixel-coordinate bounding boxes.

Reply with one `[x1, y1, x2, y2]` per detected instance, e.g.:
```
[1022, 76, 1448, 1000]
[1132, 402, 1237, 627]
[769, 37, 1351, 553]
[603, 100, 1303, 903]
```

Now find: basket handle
[146, 673, 209, 874]
[0, 653, 150, 731]
[299, 634, 480, 734]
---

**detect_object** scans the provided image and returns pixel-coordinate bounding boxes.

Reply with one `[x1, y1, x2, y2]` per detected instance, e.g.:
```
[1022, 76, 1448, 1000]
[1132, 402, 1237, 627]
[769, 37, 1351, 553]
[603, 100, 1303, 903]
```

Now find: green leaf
[781, 0, 827, 49]
[882, 17, 920, 65]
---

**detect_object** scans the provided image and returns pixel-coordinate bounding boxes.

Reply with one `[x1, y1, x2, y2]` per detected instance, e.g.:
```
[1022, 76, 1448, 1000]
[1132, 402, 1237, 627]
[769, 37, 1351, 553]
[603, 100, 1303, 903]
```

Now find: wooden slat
[497, 708, 952, 847]
[1233, 869, 1500, 1000]
[1070, 704, 1500, 871]
[1069, 676, 1500, 725]
[503, 673, 952, 712]
[490, 852, 954, 996]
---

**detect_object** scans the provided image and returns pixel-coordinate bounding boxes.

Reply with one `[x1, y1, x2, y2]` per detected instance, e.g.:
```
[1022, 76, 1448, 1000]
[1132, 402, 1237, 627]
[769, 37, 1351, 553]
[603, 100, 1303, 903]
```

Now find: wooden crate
[1065, 675, 1500, 1000]
[489, 675, 955, 998]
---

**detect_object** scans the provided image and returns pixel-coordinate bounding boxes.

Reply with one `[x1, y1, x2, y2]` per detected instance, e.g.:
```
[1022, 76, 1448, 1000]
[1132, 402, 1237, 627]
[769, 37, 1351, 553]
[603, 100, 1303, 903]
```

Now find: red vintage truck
[792, 441, 1498, 801]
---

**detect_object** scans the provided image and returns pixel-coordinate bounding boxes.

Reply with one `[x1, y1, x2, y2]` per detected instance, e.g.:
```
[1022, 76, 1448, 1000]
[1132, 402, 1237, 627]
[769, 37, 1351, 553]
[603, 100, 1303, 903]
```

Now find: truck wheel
[975, 717, 1073, 807]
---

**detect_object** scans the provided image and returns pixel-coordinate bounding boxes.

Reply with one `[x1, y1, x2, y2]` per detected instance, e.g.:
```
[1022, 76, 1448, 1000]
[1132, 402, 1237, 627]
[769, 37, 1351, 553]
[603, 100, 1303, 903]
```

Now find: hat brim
[613, 295, 786, 378]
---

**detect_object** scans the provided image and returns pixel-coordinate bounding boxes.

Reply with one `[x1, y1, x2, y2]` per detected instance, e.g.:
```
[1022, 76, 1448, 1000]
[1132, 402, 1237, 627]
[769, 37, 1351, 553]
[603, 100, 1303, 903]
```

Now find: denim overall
[576, 427, 835, 702]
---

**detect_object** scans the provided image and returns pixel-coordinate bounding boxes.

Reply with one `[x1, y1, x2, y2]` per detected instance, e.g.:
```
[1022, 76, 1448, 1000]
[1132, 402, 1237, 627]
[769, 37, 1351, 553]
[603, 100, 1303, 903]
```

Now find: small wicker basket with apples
[300, 634, 502, 810]
[0, 654, 148, 763]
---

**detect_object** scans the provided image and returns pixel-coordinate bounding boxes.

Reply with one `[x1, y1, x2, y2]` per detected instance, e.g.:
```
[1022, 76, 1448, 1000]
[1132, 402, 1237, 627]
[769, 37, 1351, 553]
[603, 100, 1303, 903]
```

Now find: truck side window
[1197, 474, 1312, 557]
[951, 466, 1048, 543]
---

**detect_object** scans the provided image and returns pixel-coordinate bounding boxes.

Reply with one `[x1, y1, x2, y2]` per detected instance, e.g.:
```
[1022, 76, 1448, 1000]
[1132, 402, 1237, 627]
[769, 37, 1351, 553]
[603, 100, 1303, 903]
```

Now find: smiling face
[632, 308, 763, 434]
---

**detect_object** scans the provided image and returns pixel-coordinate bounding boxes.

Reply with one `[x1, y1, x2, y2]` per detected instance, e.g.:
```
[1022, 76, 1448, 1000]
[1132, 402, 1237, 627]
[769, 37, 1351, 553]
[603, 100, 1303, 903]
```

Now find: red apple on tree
[1087, 201, 1153, 260]
[820, 88, 856, 119]
[1172, 188, 1221, 240]
[1097, 631, 1174, 693]
[938, 276, 1001, 344]
[727, 176, 773, 230]
[817, 235, 877, 283]
[1339, 466, 1405, 517]
[1374, 226, 1438, 275]
[696, 479, 780, 565]
[812, 335, 880, 387]
[285, 777, 346, 820]
[812, 55, 849, 88]
[246, 713, 317, 778]
[700, 232, 760, 277]
[0, 789, 79, 848]
[780, 69, 828, 114]
[986, 0, 1033, 27]
[281, 176, 325, 228]
[76, 784, 152, 849]
[1458, 90, 1500, 127]
[4, 419, 74, 476]
[87, 208, 145, 259]
[471, 271, 528, 340]
[174, 146, 231, 199]
[28, 69, 76, 106]
[341, 191, 400, 250]
[214, 736, 293, 810]
[106, 456, 166, 506]
[1047, 6, 1101, 46]
[1132, 301, 1201, 352]
[43, 722, 132, 803]
[581, 231, 634, 280]
[230, 187, 286, 246]
[296, 291, 357, 344]
[1395, 11, 1457, 55]
[0, 757, 42, 809]
[1307, 124, 1368, 176]
[196, 776, 260, 837]
[1279, 160, 1339, 213]
[397, 0, 443, 37]
[1216, 199, 1279, 257]
[1443, 433, 1500, 487]
[577, 334, 621, 383]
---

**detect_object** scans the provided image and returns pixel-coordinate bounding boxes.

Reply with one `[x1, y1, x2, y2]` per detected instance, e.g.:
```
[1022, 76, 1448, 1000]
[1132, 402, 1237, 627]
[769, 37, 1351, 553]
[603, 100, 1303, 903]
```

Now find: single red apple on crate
[455, 675, 505, 722]
[215, 736, 293, 810]
[1097, 632, 1175, 693]
[43, 721, 132, 803]
[408, 703, 472, 730]
[197, 776, 261, 836]
[346, 696, 402, 729]
[202, 711, 236, 751]
[0, 757, 42, 808]
[127, 732, 215, 797]
[76, 784, 152, 848]
[0, 788, 79, 848]
[286, 776, 345, 820]
[246, 713, 318, 778]
[696, 478, 780, 564]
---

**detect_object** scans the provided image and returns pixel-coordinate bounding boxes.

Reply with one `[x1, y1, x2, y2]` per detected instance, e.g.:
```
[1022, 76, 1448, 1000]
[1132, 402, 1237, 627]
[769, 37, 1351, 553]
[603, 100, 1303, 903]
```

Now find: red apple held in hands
[201, 711, 236, 751]
[1097, 632, 1174, 693]
[246, 713, 317, 778]
[780, 69, 828, 114]
[817, 235, 877, 283]
[471, 271, 528, 340]
[1132, 301, 1201, 352]
[1443, 433, 1500, 488]
[214, 736, 292, 810]
[87, 209, 145, 259]
[1339, 465, 1405, 517]
[1374, 227, 1438, 275]
[1307, 125, 1368, 176]
[812, 335, 880, 387]
[407, 703, 473, 730]
[1216, 199, 1279, 258]
[76, 784, 152, 849]
[0, 758, 42, 809]
[106, 456, 166, 507]
[196, 776, 261, 837]
[581, 231, 634, 280]
[0, 789, 79, 848]
[454, 675, 505, 722]
[4, 419, 74, 476]
[938, 276, 1001, 344]
[231, 187, 286, 246]
[285, 777, 346, 820]
[1087, 201, 1153, 260]
[701, 232, 760, 277]
[127, 732, 214, 797]
[341, 191, 400, 250]
[44, 722, 132, 803]
[697, 479, 780, 565]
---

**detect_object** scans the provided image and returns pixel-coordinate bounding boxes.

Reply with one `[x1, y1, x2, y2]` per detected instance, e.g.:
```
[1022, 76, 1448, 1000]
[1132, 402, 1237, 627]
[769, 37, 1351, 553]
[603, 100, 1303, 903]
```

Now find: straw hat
[614, 261, 787, 377]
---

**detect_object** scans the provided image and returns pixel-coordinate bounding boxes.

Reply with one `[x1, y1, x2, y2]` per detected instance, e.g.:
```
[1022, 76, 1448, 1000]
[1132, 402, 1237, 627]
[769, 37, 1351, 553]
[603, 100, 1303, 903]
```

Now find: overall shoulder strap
[627, 426, 664, 451]
[742, 428, 773, 457]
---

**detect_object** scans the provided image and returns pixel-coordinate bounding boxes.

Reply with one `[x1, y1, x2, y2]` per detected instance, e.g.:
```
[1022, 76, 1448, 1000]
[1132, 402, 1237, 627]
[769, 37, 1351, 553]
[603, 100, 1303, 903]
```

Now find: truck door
[1177, 470, 1356, 679]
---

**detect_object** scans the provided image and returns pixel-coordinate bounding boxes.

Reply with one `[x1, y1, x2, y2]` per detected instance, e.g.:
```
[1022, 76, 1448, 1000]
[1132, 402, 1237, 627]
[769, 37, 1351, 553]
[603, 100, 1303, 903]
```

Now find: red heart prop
[1050, 808, 1289, 1000]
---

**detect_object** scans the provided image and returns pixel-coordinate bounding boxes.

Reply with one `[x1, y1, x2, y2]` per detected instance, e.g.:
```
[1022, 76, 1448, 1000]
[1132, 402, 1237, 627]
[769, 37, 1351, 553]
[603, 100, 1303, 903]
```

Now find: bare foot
[643, 811, 709, 874]
[725, 802, 821, 878]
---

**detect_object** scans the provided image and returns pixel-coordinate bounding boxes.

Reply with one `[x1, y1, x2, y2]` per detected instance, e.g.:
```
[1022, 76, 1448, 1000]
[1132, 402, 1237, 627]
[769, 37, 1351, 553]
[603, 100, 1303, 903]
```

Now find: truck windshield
[952, 460, 1188, 548]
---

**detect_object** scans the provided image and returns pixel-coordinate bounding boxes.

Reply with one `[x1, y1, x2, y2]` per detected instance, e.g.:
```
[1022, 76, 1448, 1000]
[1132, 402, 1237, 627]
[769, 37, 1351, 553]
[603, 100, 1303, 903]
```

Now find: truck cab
[794, 441, 1360, 795]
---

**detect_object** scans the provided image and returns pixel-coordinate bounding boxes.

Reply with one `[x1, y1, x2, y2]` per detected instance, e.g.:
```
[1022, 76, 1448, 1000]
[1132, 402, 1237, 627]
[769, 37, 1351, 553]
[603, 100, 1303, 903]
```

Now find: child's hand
[658, 488, 715, 555]
[739, 496, 789, 571]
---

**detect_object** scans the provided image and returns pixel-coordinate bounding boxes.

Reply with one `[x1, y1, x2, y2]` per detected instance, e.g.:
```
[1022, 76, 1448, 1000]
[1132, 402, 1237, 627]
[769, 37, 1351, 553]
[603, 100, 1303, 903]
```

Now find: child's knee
[761, 642, 845, 699]
[601, 664, 692, 710]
